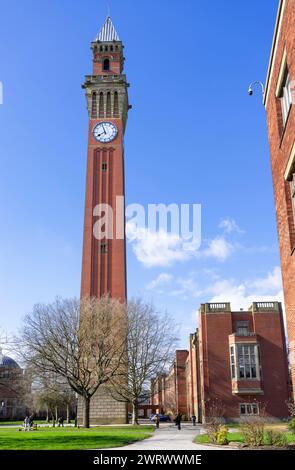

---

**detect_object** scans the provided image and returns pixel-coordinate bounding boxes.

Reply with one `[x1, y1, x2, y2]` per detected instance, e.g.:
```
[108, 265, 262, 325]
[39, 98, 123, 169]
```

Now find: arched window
[113, 91, 119, 117]
[99, 92, 104, 118]
[91, 92, 97, 118]
[106, 92, 111, 117]
[103, 58, 110, 71]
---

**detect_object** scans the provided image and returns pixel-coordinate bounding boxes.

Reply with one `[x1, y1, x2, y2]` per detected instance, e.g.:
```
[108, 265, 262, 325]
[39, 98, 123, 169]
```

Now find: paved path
[111, 423, 225, 450]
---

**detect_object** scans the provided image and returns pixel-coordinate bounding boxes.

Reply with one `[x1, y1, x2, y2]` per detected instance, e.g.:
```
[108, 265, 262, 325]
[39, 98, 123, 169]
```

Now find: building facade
[151, 302, 290, 422]
[263, 0, 295, 399]
[78, 16, 130, 424]
[0, 353, 30, 421]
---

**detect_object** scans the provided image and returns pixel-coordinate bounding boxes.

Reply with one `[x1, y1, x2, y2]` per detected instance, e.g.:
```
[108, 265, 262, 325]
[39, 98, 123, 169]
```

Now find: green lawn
[195, 431, 295, 446]
[0, 426, 154, 450]
[0, 420, 49, 426]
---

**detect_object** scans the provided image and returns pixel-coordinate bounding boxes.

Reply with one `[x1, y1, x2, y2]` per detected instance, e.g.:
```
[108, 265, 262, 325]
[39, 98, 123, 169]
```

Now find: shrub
[205, 398, 225, 444]
[241, 419, 264, 447]
[216, 425, 228, 445]
[266, 430, 287, 447]
[288, 417, 295, 434]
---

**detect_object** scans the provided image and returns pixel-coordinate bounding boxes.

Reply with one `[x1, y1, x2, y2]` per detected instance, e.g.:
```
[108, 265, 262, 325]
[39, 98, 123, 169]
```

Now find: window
[100, 243, 108, 254]
[291, 173, 295, 224]
[106, 92, 111, 117]
[237, 344, 259, 379]
[99, 92, 104, 118]
[102, 162, 107, 171]
[236, 321, 249, 336]
[280, 71, 292, 126]
[113, 91, 119, 117]
[230, 346, 235, 378]
[103, 58, 110, 71]
[91, 92, 97, 119]
[240, 403, 259, 416]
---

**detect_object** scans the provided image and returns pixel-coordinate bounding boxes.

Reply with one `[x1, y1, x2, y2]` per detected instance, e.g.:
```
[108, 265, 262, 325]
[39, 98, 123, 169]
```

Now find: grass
[195, 431, 295, 446]
[0, 420, 49, 426]
[225, 422, 288, 432]
[0, 425, 154, 450]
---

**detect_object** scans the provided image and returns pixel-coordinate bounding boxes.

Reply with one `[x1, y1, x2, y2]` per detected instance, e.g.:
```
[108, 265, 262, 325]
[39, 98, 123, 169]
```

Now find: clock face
[93, 122, 118, 143]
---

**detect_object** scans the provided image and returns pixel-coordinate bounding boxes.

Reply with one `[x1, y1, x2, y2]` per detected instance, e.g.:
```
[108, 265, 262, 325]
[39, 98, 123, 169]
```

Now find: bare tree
[18, 296, 127, 428]
[110, 299, 178, 424]
[32, 372, 76, 424]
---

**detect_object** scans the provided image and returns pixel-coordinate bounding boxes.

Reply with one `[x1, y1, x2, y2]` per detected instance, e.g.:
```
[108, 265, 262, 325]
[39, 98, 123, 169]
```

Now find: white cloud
[127, 221, 234, 268]
[126, 222, 195, 268]
[207, 267, 284, 310]
[219, 217, 245, 234]
[146, 273, 173, 290]
[200, 237, 234, 262]
[146, 266, 284, 312]
[248, 266, 282, 293]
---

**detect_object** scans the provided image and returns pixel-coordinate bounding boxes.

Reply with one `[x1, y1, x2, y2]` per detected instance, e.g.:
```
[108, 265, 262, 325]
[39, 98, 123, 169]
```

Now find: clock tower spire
[79, 17, 129, 424]
[81, 16, 129, 303]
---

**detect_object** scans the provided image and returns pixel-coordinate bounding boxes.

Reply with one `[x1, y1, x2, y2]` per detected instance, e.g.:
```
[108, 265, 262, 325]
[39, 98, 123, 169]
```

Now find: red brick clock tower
[79, 17, 130, 424]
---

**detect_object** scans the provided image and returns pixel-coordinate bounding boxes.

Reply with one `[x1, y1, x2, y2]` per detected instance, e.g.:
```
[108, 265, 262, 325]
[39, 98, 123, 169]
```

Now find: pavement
[110, 423, 226, 450]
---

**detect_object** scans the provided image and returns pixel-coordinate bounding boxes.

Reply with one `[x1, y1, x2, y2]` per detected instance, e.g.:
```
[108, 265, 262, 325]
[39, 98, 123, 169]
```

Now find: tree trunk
[46, 406, 49, 423]
[83, 396, 90, 428]
[51, 411, 55, 428]
[55, 406, 58, 422]
[66, 403, 70, 424]
[132, 401, 139, 425]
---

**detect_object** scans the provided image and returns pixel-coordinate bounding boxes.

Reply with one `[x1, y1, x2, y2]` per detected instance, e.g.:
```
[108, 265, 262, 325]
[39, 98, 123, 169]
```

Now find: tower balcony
[83, 74, 128, 88]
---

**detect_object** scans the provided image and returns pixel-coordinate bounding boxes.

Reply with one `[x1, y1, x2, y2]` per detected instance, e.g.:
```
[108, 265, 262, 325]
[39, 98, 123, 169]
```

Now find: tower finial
[95, 15, 120, 42]
[107, 2, 111, 18]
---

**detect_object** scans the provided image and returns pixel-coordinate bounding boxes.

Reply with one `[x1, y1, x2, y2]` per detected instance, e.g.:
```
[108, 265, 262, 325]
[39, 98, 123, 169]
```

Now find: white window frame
[230, 343, 261, 380]
[280, 71, 292, 126]
[291, 173, 295, 224]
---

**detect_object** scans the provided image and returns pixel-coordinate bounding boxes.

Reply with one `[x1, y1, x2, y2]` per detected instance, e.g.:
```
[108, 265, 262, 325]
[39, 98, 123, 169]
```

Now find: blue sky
[0, 0, 282, 347]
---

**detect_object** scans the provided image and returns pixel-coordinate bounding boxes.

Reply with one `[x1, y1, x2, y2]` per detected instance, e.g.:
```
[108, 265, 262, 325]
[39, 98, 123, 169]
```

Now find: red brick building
[263, 0, 295, 399]
[78, 16, 130, 424]
[151, 350, 189, 418]
[151, 302, 290, 422]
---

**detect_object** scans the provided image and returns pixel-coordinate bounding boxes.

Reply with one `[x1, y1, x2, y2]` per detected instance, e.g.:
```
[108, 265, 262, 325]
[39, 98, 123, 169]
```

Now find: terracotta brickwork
[198, 302, 289, 421]
[151, 302, 290, 422]
[264, 0, 295, 398]
[151, 351, 189, 418]
[79, 20, 129, 424]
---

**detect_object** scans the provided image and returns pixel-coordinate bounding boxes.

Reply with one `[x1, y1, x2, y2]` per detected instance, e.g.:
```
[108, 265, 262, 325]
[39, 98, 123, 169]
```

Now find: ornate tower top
[95, 16, 120, 42]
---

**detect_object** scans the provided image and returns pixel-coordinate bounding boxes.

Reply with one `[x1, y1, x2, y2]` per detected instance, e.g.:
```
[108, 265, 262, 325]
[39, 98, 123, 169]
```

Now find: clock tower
[79, 17, 129, 424]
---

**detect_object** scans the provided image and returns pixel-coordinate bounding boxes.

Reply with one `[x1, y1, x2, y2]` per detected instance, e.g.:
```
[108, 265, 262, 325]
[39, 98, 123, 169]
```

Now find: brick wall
[264, 0, 295, 399]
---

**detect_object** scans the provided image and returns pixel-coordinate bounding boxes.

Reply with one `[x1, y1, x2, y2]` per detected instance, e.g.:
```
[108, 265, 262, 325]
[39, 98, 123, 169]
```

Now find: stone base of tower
[77, 387, 128, 425]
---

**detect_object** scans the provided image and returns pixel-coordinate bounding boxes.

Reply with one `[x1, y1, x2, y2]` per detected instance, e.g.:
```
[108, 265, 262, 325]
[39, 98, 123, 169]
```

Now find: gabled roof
[95, 16, 120, 42]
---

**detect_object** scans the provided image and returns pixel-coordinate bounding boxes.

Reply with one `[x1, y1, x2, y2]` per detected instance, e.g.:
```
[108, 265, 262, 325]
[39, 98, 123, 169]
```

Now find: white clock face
[93, 122, 118, 143]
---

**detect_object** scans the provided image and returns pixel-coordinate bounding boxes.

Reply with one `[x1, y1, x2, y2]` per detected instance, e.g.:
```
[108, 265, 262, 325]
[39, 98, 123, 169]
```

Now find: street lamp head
[248, 81, 265, 101]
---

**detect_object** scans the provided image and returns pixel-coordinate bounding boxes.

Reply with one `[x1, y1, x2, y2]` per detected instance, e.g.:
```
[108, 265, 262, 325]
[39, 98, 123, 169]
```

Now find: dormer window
[103, 58, 110, 71]
[236, 321, 249, 336]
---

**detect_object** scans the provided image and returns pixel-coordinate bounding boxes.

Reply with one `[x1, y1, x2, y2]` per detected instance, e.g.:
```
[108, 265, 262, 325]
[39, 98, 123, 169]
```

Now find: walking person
[58, 416, 64, 427]
[155, 413, 160, 429]
[175, 413, 182, 430]
[23, 416, 30, 431]
[191, 415, 196, 426]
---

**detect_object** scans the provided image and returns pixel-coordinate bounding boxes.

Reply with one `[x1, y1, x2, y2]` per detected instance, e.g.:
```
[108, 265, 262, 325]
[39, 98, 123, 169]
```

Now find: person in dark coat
[191, 415, 196, 426]
[155, 414, 160, 429]
[58, 416, 64, 427]
[175, 413, 182, 430]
